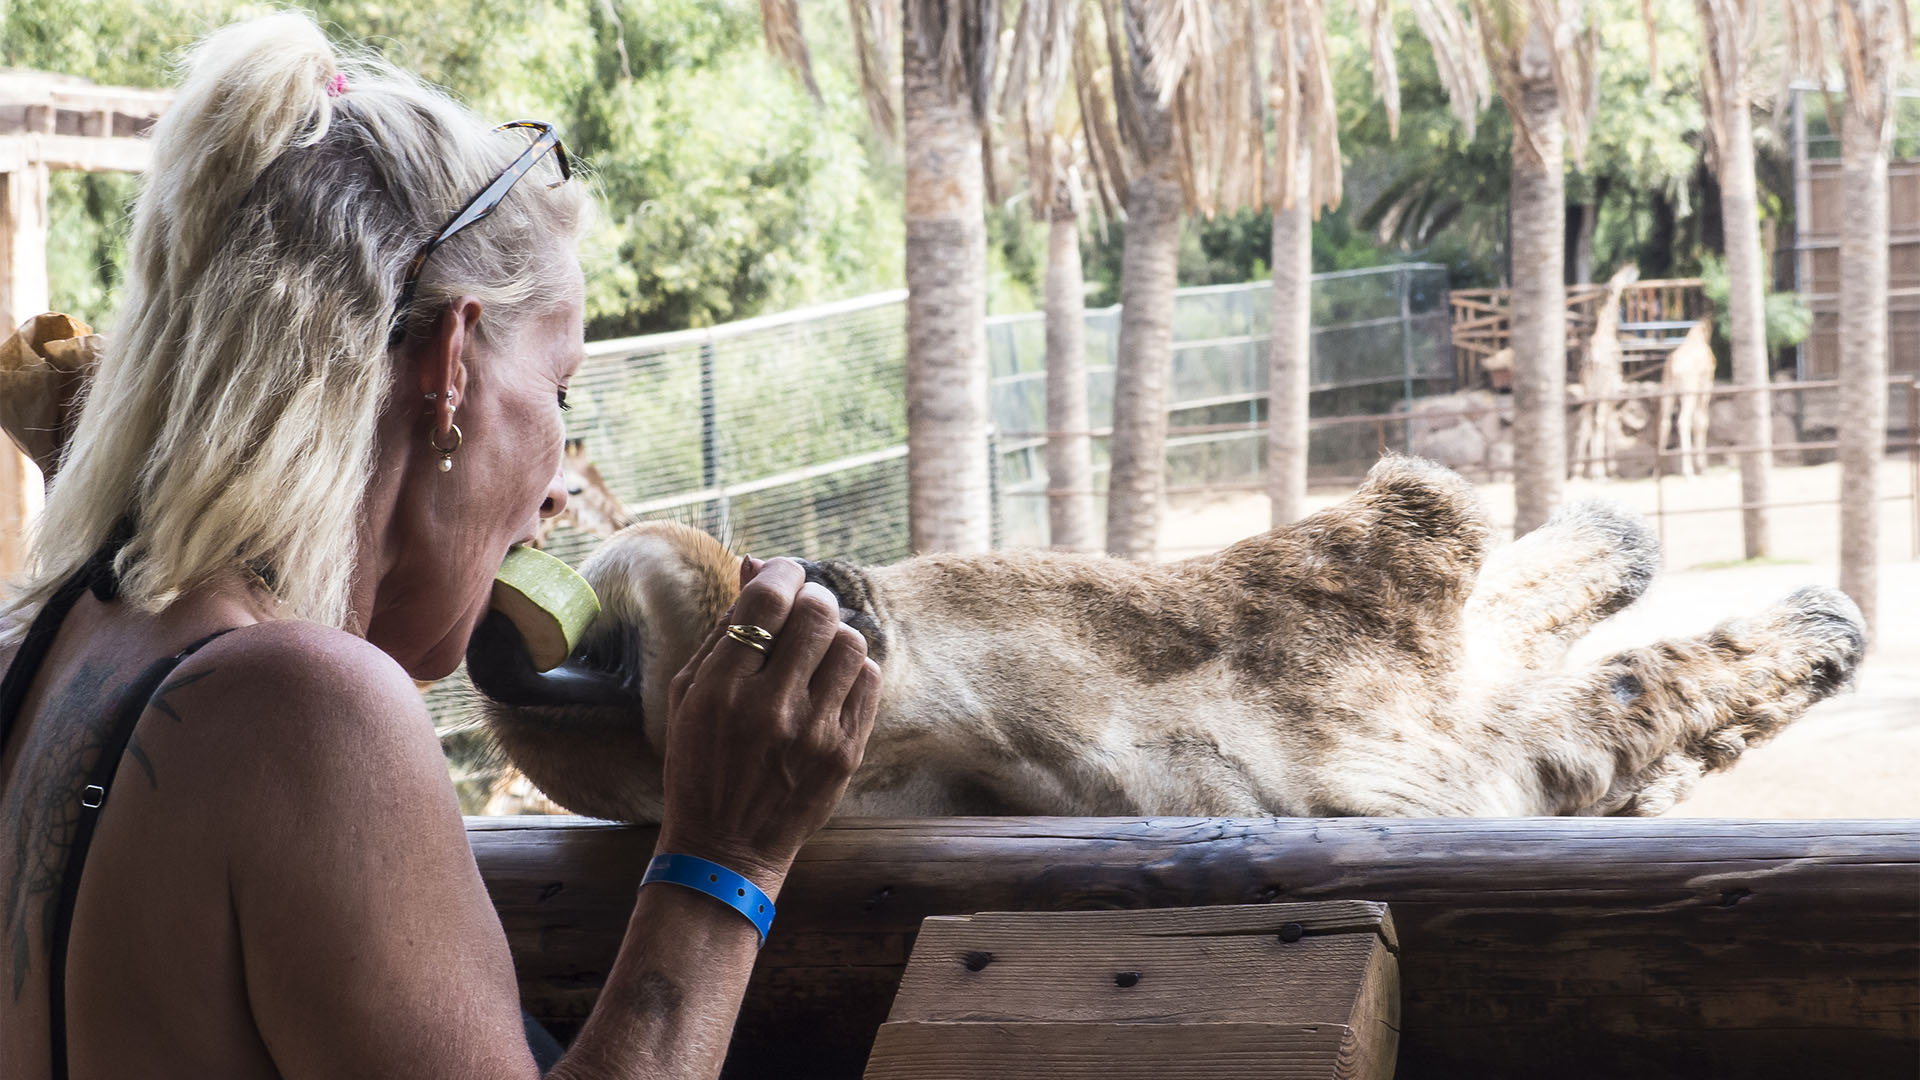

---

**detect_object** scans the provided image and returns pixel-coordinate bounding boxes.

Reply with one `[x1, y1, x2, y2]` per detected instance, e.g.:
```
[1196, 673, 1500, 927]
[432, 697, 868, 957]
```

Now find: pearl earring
[429, 423, 462, 472]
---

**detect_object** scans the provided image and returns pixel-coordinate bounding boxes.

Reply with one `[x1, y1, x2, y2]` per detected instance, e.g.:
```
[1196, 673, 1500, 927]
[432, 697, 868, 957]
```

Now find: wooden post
[0, 163, 50, 577]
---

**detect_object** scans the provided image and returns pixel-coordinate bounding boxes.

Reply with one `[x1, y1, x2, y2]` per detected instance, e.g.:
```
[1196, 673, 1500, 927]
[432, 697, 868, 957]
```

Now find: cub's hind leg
[1463, 500, 1659, 671]
[1501, 587, 1865, 815]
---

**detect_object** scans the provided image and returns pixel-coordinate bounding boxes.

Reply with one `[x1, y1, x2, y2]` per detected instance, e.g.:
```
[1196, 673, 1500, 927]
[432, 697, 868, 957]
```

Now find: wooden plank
[471, 816, 1920, 1079]
[865, 1021, 1359, 1080]
[875, 903, 1398, 1079]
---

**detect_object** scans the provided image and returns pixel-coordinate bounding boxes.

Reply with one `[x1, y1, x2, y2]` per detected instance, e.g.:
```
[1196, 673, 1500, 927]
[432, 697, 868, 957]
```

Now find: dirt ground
[1159, 457, 1920, 819]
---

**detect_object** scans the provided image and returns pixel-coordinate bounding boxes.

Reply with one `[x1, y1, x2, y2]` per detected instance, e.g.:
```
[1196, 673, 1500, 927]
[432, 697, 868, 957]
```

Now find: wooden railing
[473, 815, 1920, 1080]
[1450, 278, 1706, 385]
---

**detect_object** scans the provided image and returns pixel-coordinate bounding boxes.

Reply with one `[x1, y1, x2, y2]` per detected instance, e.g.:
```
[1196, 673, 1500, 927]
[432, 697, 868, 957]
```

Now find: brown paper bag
[0, 312, 103, 479]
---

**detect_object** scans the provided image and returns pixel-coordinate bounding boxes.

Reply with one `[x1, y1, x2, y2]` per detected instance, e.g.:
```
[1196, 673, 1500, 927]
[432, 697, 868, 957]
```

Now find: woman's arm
[553, 556, 880, 1079]
[179, 557, 873, 1080]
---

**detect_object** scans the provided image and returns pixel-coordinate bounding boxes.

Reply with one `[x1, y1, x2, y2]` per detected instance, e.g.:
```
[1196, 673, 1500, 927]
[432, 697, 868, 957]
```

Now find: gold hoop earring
[430, 423, 463, 472]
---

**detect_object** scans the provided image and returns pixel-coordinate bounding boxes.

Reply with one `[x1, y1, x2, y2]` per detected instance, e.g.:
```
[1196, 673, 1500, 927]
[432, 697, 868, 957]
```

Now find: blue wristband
[641, 853, 776, 946]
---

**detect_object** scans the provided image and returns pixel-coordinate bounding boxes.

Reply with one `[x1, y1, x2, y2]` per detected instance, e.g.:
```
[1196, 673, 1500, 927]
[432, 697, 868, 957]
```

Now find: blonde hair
[4, 12, 593, 637]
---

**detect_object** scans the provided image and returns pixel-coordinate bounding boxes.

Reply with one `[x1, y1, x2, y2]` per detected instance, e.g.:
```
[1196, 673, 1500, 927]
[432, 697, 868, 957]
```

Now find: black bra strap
[0, 570, 95, 750]
[44, 624, 238, 1080]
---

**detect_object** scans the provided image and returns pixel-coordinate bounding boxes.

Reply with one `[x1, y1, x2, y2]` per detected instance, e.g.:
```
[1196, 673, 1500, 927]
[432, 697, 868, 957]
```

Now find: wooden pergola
[0, 71, 170, 577]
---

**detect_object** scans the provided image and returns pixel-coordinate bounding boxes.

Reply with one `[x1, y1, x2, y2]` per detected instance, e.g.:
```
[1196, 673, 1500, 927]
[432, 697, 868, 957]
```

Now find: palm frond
[1004, 0, 1085, 216]
[848, 0, 899, 140]
[1467, 0, 1594, 167]
[1532, 0, 1595, 165]
[1406, 0, 1492, 140]
[1140, 0, 1216, 107]
[1074, 16, 1133, 216]
[1833, 0, 1912, 137]
[1693, 0, 1752, 165]
[1268, 0, 1340, 212]
[906, 0, 998, 123]
[1354, 0, 1402, 138]
[758, 0, 822, 100]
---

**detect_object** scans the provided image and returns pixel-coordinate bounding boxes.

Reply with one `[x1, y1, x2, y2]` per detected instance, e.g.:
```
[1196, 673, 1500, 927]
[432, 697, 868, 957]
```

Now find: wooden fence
[473, 815, 1920, 1080]
[1795, 158, 1920, 383]
[1450, 278, 1705, 386]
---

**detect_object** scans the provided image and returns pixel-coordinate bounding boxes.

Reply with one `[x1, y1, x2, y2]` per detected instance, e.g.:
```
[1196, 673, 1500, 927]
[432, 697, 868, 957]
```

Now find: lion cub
[472, 457, 1864, 822]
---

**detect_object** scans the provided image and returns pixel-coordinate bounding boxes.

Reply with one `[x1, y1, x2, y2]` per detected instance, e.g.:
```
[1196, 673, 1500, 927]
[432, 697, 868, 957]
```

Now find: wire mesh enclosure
[526, 263, 1453, 567]
[991, 264, 1454, 547]
[532, 264, 1453, 565]
[544, 290, 915, 568]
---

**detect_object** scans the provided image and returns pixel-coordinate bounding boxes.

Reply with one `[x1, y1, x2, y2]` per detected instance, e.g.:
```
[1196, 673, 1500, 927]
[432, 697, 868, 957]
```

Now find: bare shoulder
[185, 619, 423, 709]
[147, 619, 447, 814]
[133, 622, 538, 1078]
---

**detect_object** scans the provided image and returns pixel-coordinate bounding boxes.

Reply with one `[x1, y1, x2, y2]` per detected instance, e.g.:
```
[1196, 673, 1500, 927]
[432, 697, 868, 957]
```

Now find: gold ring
[725, 623, 774, 656]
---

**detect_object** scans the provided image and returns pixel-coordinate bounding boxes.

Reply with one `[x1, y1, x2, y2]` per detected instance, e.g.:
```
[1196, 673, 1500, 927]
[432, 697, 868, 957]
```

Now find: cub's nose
[796, 559, 886, 661]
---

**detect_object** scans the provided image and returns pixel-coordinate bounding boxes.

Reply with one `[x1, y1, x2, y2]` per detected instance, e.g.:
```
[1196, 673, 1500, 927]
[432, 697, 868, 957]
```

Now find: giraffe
[1571, 265, 1640, 479]
[1656, 317, 1716, 478]
[535, 438, 635, 547]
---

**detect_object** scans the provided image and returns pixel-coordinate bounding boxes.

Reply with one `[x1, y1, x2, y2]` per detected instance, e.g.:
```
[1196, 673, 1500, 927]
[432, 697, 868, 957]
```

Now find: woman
[0, 13, 878, 1079]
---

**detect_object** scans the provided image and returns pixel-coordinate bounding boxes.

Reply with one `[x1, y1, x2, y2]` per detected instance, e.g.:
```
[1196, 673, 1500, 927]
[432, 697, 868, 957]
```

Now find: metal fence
[542, 290, 914, 568]
[534, 262, 1452, 565]
[989, 264, 1453, 546]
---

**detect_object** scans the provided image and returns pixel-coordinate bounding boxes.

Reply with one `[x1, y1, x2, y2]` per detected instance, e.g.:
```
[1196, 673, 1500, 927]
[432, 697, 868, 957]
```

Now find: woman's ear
[414, 296, 483, 432]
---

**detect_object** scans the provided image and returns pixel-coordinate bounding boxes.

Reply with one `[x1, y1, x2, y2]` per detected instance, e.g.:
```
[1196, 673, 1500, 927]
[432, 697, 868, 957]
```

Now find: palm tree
[766, 0, 998, 554]
[1003, 0, 1099, 550]
[1468, 0, 1594, 536]
[1266, 0, 1488, 526]
[1081, 0, 1268, 559]
[900, 0, 998, 553]
[1788, 0, 1910, 635]
[1695, 0, 1771, 560]
[1040, 164, 1099, 550]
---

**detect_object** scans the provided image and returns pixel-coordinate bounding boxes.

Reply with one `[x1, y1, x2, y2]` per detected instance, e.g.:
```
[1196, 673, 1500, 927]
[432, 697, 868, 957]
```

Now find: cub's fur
[477, 457, 1864, 821]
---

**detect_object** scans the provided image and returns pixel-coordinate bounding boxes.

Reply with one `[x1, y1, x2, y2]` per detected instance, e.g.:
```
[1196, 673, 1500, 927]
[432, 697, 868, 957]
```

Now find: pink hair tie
[326, 73, 348, 98]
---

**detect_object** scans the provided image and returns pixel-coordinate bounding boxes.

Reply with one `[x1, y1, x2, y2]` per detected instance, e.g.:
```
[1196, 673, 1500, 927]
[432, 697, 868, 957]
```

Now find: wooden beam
[0, 72, 171, 119]
[0, 133, 152, 174]
[470, 816, 1919, 1080]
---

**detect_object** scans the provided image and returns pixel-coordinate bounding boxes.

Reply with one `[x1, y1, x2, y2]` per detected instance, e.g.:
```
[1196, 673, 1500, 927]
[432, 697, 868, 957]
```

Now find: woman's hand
[655, 556, 881, 893]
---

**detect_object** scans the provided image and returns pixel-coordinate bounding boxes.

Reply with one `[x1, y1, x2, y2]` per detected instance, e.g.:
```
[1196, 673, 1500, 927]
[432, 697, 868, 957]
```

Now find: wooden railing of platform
[1450, 278, 1706, 386]
[470, 815, 1919, 1080]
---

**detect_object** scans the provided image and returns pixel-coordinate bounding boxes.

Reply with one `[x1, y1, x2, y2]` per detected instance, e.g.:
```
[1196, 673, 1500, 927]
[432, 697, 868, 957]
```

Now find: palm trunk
[1508, 33, 1568, 537]
[1268, 154, 1313, 527]
[1719, 94, 1772, 559]
[1838, 111, 1888, 635]
[903, 25, 991, 554]
[1044, 208, 1096, 551]
[1105, 160, 1182, 559]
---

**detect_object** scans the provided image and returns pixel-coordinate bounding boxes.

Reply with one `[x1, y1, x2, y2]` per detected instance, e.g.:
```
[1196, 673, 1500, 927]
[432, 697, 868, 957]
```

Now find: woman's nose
[539, 463, 570, 520]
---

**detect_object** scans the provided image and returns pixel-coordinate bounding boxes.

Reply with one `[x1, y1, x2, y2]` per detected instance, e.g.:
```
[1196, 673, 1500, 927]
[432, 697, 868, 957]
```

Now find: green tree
[5, 0, 904, 339]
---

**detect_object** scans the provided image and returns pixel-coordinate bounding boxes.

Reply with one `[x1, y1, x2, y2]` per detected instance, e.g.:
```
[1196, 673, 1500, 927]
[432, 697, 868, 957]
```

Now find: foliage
[1337, 0, 1728, 286]
[1698, 252, 1813, 351]
[2, 0, 903, 335]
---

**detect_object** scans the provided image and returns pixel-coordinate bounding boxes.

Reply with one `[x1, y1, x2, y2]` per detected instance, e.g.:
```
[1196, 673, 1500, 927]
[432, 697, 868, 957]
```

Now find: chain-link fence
[533, 263, 1453, 563]
[542, 290, 915, 567]
[528, 263, 1453, 564]
[990, 264, 1453, 546]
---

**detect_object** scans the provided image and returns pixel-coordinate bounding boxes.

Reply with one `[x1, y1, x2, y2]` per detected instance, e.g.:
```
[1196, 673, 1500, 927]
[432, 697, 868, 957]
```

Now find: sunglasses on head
[388, 120, 571, 349]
